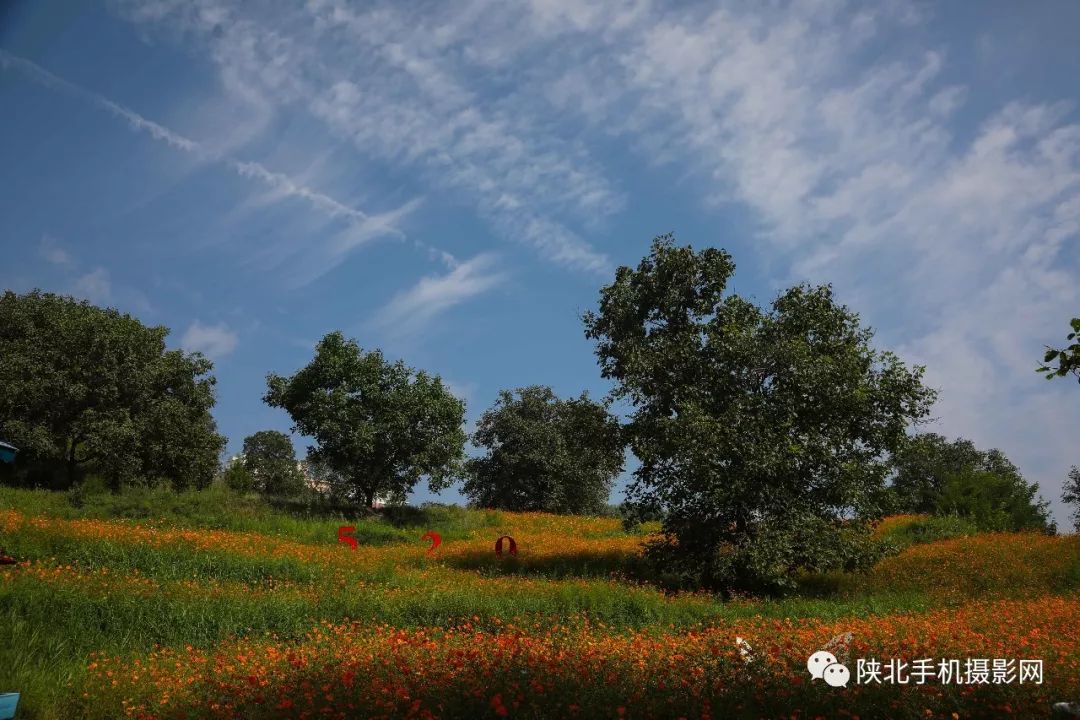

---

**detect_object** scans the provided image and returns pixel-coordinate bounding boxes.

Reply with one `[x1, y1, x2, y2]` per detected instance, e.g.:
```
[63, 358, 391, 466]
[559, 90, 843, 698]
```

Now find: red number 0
[494, 535, 517, 557]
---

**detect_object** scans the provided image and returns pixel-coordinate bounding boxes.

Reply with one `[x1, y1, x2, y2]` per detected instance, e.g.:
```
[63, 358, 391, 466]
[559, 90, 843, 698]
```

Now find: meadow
[1, 487, 1077, 719]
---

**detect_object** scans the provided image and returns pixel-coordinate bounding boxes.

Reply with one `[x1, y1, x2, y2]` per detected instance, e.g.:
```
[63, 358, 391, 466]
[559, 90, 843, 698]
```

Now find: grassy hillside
[1, 487, 1077, 719]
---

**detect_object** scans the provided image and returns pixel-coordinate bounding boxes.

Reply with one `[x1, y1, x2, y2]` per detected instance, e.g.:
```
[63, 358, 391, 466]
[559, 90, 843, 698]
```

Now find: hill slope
[1, 487, 1077, 719]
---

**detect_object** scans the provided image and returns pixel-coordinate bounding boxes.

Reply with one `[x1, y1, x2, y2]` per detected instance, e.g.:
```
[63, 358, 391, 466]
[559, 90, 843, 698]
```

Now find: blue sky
[1, 0, 1078, 526]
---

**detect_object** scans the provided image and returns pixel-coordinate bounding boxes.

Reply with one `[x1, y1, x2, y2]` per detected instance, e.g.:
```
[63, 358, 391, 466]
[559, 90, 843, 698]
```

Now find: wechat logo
[808, 650, 850, 688]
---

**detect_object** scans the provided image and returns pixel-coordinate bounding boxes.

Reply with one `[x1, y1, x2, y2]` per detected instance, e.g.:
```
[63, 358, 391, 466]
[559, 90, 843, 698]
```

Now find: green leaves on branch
[263, 332, 466, 508]
[1037, 317, 1080, 383]
[463, 385, 624, 514]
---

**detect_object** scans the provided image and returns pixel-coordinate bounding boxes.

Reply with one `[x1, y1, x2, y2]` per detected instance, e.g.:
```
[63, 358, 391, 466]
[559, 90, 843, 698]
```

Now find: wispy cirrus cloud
[372, 253, 507, 340]
[73, 267, 112, 305]
[180, 320, 239, 360]
[39, 235, 73, 267]
[111, 0, 621, 275]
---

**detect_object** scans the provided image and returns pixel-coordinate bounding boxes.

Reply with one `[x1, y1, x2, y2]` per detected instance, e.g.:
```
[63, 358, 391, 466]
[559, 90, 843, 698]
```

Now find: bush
[65, 475, 111, 508]
[937, 469, 1054, 532]
[221, 460, 256, 494]
[645, 514, 886, 596]
[877, 514, 979, 549]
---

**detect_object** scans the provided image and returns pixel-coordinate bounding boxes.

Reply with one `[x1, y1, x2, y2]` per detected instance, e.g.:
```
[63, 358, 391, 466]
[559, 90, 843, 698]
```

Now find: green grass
[1, 484, 508, 545]
[876, 513, 980, 548]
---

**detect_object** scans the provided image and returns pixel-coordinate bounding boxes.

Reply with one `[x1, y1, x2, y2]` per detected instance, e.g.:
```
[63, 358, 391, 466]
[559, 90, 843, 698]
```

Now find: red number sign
[337, 526, 357, 551]
[421, 530, 442, 553]
[494, 535, 517, 557]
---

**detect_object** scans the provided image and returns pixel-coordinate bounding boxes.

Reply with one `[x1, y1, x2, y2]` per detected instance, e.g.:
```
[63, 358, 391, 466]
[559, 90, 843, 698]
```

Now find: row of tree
[3, 235, 1076, 593]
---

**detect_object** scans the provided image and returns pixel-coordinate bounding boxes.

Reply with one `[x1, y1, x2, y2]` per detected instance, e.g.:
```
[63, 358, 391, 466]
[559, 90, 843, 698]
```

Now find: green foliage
[646, 513, 886, 595]
[1037, 317, 1080, 382]
[1063, 466, 1080, 532]
[878, 515, 980, 549]
[264, 331, 467, 508]
[221, 457, 257, 493]
[241, 430, 304, 497]
[463, 386, 623, 514]
[889, 434, 985, 513]
[0, 290, 225, 491]
[890, 433, 1054, 532]
[937, 469, 1055, 533]
[583, 234, 936, 593]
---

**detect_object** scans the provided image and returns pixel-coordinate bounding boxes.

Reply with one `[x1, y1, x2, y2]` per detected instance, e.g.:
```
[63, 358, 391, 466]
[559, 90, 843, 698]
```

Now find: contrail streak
[0, 49, 458, 269]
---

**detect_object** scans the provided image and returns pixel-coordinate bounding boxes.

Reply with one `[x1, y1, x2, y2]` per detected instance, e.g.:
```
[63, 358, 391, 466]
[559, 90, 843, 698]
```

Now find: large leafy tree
[1037, 317, 1080, 383]
[583, 235, 936, 593]
[890, 433, 1053, 531]
[463, 385, 624, 514]
[0, 290, 225, 490]
[264, 332, 466, 508]
[241, 430, 304, 497]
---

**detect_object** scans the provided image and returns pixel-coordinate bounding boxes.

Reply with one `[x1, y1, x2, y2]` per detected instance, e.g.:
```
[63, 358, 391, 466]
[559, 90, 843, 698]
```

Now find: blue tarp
[0, 442, 17, 464]
[0, 693, 19, 720]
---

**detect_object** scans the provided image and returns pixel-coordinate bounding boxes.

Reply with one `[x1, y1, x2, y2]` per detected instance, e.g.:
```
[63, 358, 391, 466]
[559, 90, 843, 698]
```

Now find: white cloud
[73, 268, 112, 304]
[180, 321, 239, 360]
[442, 379, 477, 405]
[373, 254, 507, 338]
[39, 235, 72, 266]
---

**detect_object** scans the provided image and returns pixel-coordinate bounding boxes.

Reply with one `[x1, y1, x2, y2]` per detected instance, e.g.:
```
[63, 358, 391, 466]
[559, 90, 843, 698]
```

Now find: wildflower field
[1, 488, 1078, 719]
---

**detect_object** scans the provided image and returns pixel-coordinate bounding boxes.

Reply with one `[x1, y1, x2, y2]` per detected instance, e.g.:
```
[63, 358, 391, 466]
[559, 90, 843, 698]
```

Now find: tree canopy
[935, 468, 1053, 533]
[241, 430, 305, 497]
[889, 433, 1053, 532]
[0, 290, 225, 490]
[890, 434, 994, 514]
[583, 235, 936, 593]
[463, 385, 624, 514]
[264, 332, 466, 508]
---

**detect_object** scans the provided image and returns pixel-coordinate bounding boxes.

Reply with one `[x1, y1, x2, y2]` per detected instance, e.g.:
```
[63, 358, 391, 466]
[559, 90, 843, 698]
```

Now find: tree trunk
[364, 487, 376, 509]
[66, 437, 78, 488]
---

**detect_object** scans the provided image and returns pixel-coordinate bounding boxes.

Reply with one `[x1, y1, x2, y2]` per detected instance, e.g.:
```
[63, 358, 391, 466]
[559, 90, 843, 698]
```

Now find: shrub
[877, 514, 980, 549]
[221, 459, 256, 494]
